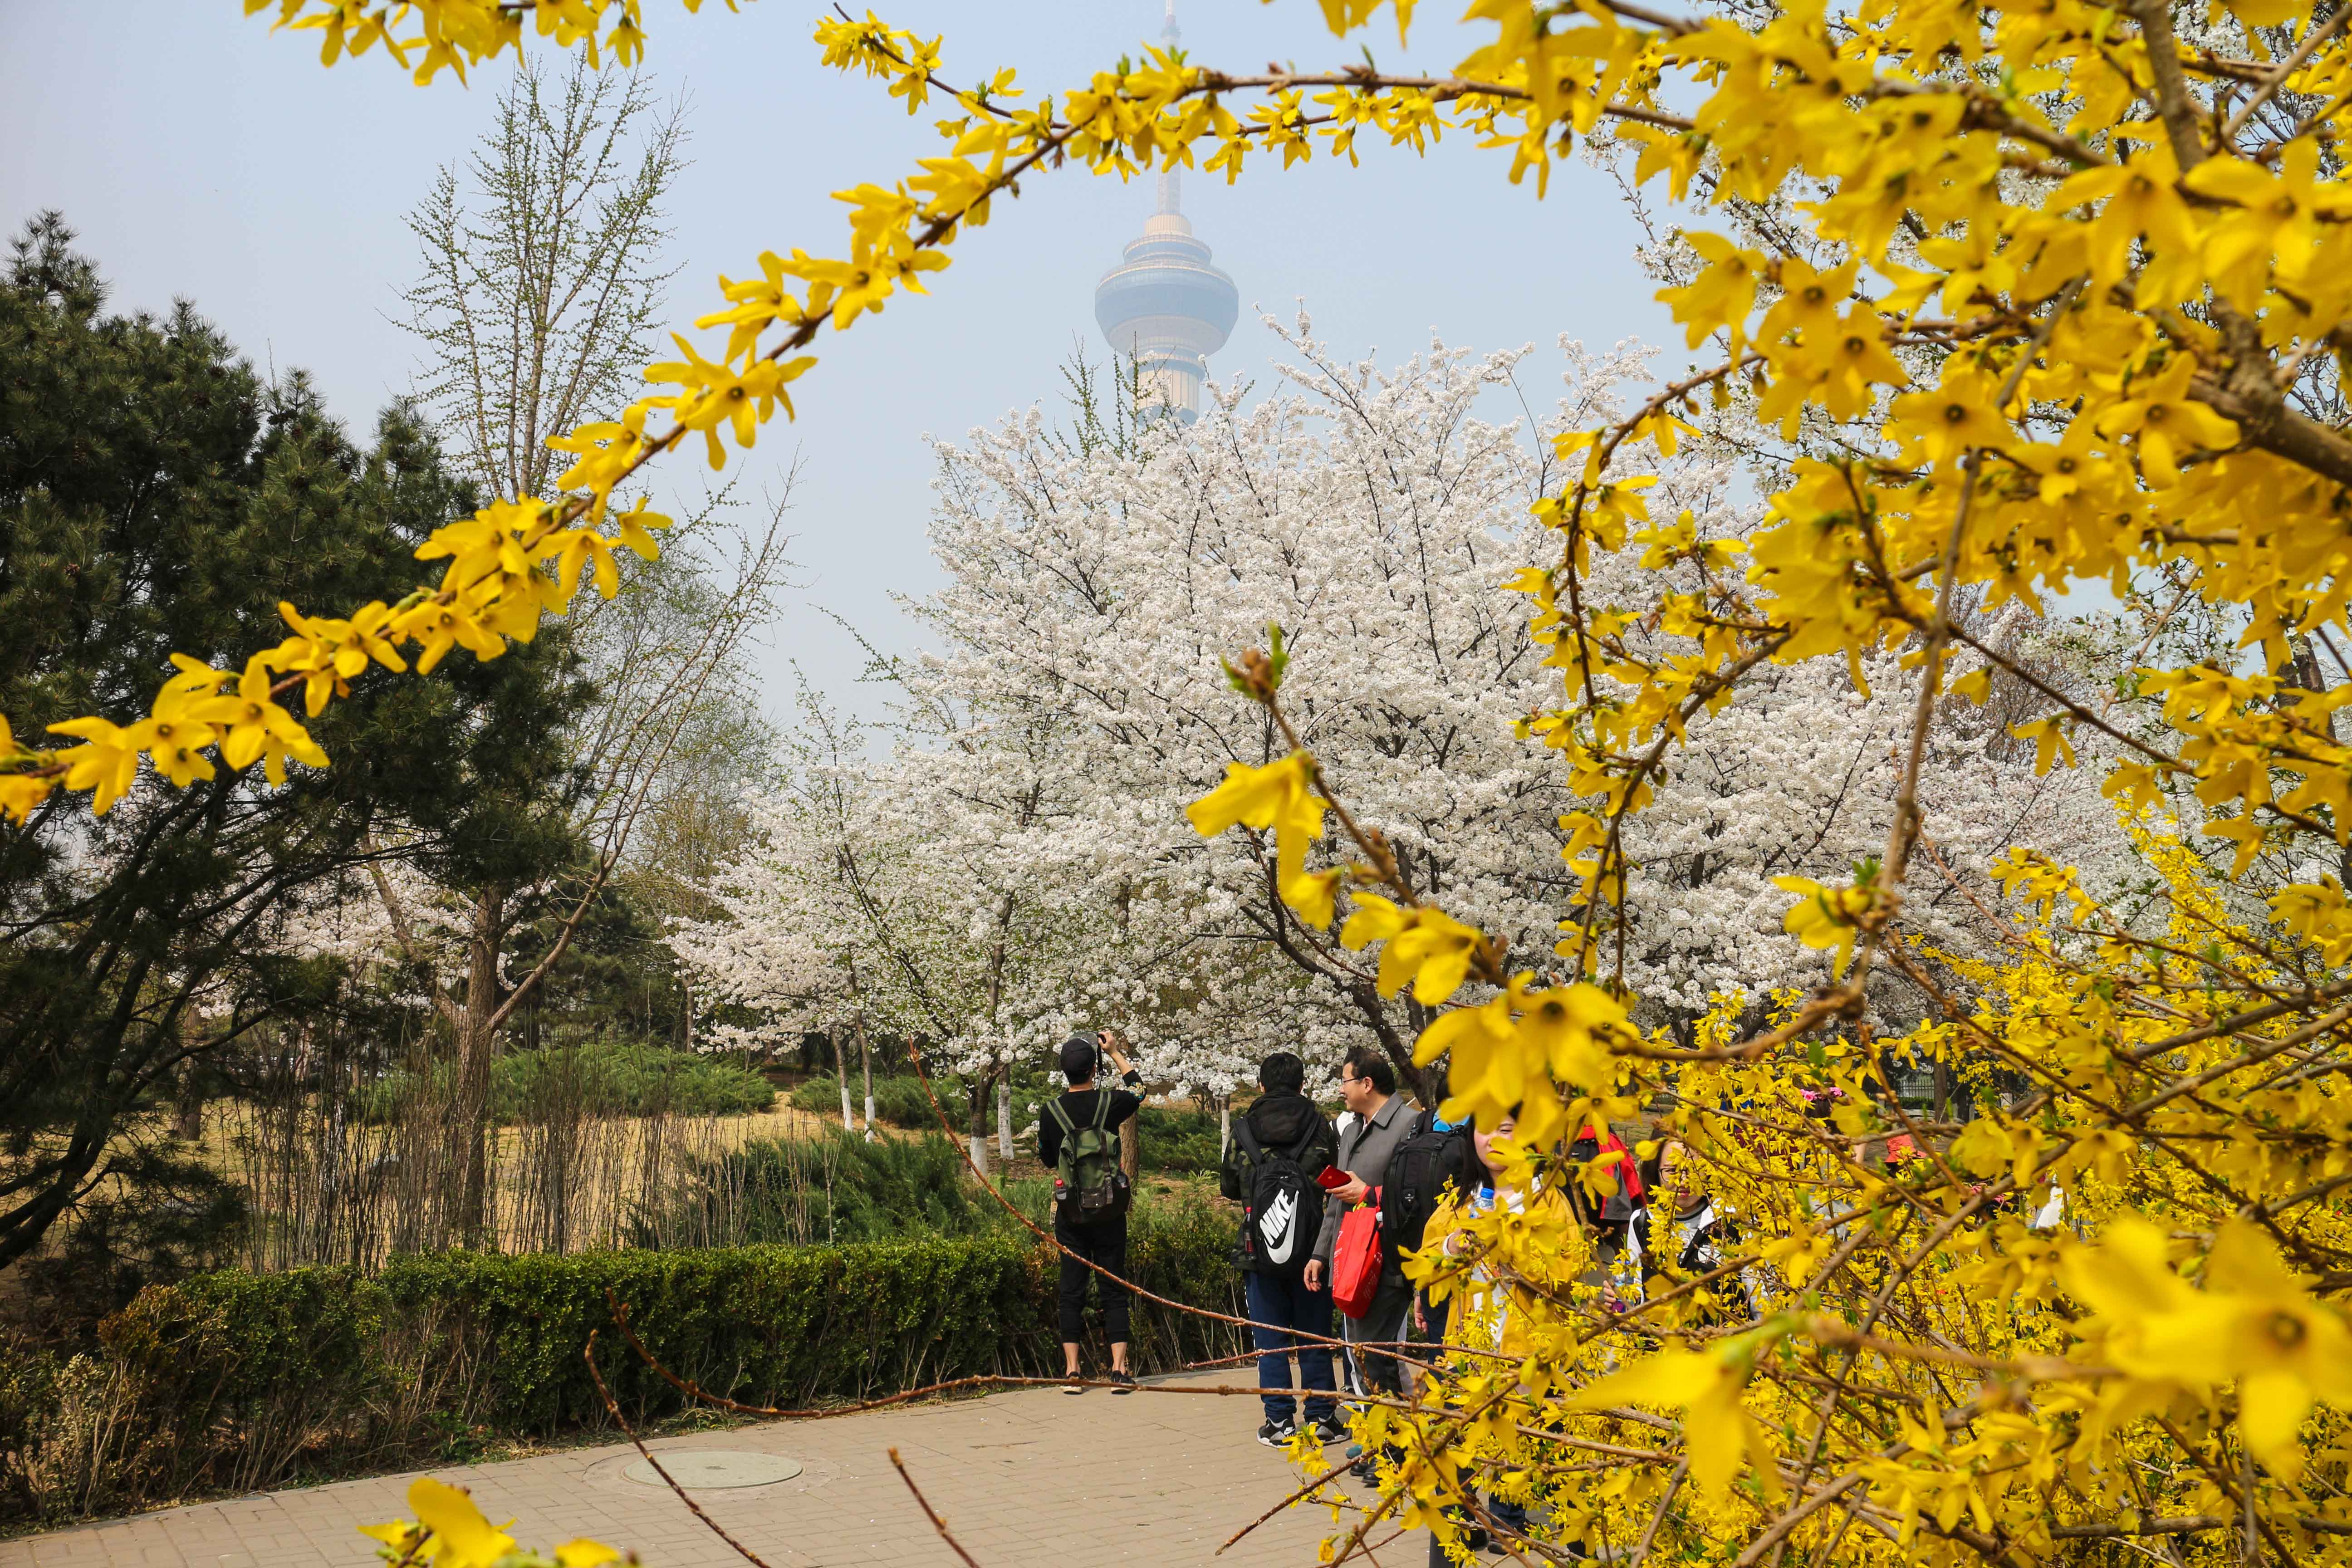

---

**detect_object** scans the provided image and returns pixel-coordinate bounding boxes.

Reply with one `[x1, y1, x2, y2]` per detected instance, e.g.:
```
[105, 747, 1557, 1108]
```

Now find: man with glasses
[1303, 1046, 1421, 1411]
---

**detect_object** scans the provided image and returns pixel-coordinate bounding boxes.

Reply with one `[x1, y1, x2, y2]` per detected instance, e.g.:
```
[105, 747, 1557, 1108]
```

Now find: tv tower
[1091, 2, 1240, 421]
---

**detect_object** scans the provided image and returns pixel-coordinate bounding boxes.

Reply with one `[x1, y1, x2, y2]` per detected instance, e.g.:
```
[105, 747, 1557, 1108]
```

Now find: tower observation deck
[1092, 5, 1239, 422]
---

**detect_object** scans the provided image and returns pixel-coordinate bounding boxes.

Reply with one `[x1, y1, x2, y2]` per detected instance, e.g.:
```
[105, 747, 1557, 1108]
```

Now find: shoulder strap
[1088, 1090, 1113, 1133]
[1284, 1119, 1321, 1165]
[1234, 1116, 1266, 1166]
[1048, 1098, 1078, 1137]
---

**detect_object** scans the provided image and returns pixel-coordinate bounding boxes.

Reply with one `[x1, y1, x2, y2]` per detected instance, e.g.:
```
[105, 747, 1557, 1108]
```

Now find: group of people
[1036, 1034, 1743, 1558]
[1036, 1038, 1443, 1425]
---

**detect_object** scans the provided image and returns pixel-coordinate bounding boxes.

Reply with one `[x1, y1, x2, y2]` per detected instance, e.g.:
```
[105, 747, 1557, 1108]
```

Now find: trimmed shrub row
[1, 1207, 1244, 1527]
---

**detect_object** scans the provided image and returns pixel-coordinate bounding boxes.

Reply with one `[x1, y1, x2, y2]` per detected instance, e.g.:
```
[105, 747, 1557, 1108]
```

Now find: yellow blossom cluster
[362, 1478, 619, 1568]
[244, 0, 733, 79]
[0, 494, 667, 822]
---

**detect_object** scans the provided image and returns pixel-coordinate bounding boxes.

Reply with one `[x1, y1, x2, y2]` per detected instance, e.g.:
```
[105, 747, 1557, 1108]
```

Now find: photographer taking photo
[1039, 1028, 1144, 1394]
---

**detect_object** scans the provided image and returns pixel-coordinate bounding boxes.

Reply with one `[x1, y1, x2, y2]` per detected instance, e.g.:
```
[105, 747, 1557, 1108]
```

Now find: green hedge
[3, 1205, 1243, 1526]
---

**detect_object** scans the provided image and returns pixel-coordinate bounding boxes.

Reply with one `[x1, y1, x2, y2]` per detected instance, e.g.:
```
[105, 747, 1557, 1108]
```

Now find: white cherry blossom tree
[683, 317, 2129, 1129]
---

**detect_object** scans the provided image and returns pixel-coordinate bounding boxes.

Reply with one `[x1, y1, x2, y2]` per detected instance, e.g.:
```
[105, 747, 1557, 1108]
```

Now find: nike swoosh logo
[1260, 1190, 1298, 1262]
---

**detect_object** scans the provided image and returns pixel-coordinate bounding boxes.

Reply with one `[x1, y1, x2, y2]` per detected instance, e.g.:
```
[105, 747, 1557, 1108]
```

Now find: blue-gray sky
[0, 0, 1679, 715]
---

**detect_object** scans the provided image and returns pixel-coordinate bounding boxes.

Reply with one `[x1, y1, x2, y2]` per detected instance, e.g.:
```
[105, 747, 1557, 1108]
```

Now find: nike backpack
[1233, 1117, 1323, 1280]
[1380, 1111, 1472, 1283]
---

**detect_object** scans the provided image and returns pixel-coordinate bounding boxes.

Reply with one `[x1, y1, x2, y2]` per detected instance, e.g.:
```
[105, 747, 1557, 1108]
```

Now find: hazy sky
[0, 0, 1681, 717]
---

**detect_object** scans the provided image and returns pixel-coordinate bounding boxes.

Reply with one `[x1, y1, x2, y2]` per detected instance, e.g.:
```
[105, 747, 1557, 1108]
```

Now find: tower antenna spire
[1155, 0, 1182, 215]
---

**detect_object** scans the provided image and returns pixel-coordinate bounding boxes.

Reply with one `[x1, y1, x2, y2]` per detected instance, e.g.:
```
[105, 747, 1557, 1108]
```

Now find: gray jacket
[1311, 1092, 1421, 1267]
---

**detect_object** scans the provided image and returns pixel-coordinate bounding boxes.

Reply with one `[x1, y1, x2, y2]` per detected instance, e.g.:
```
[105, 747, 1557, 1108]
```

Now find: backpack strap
[1234, 1116, 1266, 1167]
[1284, 1120, 1322, 1166]
[1048, 1098, 1078, 1138]
[1088, 1090, 1113, 1133]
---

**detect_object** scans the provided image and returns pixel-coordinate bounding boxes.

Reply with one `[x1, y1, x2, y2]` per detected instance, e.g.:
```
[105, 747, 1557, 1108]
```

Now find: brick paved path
[1, 1372, 1403, 1568]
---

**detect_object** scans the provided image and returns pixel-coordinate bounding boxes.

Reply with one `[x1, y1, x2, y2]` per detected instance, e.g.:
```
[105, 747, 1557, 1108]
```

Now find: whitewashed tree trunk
[996, 1068, 1014, 1163]
[835, 1034, 854, 1132]
[859, 1019, 875, 1140]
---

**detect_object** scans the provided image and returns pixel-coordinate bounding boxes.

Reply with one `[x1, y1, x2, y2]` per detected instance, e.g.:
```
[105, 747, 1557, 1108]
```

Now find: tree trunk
[969, 887, 1019, 1180]
[834, 1029, 855, 1132]
[967, 1068, 992, 1177]
[859, 1019, 875, 1139]
[1219, 1097, 1231, 1156]
[995, 1065, 1014, 1164]
[1119, 1111, 1142, 1185]
[453, 882, 506, 1247]
[172, 1055, 204, 1142]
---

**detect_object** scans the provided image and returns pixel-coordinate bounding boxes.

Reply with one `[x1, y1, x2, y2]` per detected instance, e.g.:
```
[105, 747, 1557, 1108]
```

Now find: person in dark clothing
[1220, 1051, 1343, 1446]
[1039, 1029, 1144, 1393]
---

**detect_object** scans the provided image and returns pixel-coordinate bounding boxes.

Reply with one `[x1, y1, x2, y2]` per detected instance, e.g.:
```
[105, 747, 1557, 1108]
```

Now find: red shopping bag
[1331, 1187, 1383, 1319]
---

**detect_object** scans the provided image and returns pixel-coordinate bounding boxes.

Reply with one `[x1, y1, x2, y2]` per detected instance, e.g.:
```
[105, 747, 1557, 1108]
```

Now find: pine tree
[0, 215, 590, 1279]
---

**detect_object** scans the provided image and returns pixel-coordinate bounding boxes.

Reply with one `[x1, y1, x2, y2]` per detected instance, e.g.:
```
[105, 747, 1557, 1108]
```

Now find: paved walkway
[2, 1373, 1402, 1568]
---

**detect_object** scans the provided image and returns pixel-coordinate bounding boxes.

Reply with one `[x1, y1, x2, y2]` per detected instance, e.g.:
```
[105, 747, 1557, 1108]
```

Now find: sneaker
[1256, 1416, 1298, 1446]
[1307, 1415, 1349, 1444]
[1062, 1377, 1086, 1395]
[1107, 1370, 1137, 1395]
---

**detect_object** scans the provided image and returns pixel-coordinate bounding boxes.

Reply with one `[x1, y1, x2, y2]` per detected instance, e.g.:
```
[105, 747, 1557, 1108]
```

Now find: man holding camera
[1038, 1028, 1144, 1394]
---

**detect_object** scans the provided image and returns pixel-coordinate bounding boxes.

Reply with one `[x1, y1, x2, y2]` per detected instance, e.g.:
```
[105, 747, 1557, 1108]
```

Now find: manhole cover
[622, 1450, 804, 1489]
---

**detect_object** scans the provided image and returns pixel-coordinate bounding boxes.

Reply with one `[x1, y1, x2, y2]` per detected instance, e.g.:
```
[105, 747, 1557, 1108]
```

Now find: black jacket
[1218, 1091, 1338, 1201]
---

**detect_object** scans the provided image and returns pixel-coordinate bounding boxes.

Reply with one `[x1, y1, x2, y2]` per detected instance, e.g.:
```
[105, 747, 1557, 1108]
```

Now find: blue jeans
[1244, 1269, 1338, 1424]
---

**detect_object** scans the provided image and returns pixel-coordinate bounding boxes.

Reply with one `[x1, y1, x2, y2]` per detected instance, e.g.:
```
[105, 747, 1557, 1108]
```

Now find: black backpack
[1381, 1111, 1471, 1281]
[1233, 1116, 1324, 1280]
